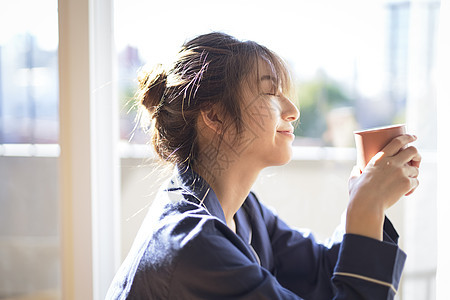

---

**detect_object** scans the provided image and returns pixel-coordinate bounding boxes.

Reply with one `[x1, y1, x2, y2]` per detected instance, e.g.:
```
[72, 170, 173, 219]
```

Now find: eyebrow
[260, 75, 276, 82]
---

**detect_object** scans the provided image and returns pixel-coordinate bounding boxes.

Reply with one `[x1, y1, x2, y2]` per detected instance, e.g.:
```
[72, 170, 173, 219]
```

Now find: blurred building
[0, 34, 59, 144]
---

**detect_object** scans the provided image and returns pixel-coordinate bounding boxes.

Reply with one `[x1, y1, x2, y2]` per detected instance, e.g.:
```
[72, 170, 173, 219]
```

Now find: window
[0, 0, 60, 299]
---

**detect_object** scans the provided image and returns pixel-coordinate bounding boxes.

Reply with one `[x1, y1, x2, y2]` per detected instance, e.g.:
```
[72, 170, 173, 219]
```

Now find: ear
[200, 105, 224, 134]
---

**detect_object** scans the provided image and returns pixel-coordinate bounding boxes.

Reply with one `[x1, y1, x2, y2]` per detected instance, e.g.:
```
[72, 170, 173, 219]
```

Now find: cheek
[243, 99, 279, 134]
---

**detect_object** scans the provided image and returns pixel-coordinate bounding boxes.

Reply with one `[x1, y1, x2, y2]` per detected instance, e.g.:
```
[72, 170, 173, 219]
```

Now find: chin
[267, 149, 293, 167]
[279, 153, 293, 166]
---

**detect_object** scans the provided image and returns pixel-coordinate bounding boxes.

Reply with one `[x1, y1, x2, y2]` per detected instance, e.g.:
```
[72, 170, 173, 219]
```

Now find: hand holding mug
[346, 127, 421, 240]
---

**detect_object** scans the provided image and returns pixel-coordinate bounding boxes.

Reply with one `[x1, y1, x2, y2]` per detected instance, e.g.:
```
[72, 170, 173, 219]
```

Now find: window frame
[58, 0, 121, 298]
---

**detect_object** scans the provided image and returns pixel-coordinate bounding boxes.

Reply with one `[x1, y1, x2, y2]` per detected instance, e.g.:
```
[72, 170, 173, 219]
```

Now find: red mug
[354, 124, 406, 170]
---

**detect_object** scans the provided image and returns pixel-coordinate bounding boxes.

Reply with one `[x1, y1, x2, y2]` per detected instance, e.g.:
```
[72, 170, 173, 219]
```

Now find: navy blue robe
[106, 167, 406, 299]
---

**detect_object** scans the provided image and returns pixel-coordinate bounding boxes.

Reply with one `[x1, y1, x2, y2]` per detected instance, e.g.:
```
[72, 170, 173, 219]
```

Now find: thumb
[350, 165, 362, 177]
[348, 165, 362, 191]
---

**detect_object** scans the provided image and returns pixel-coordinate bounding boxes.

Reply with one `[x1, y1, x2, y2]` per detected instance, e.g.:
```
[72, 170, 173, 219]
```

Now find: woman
[107, 32, 421, 299]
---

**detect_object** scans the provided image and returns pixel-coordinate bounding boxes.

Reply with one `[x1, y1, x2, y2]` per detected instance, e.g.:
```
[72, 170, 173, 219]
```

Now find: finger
[410, 160, 421, 168]
[409, 155, 421, 168]
[348, 166, 361, 190]
[350, 165, 362, 177]
[405, 165, 419, 178]
[405, 178, 419, 196]
[382, 134, 417, 157]
[405, 188, 415, 196]
[395, 146, 422, 166]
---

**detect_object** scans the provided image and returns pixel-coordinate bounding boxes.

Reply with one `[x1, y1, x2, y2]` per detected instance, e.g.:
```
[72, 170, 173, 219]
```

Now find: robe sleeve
[255, 195, 406, 300]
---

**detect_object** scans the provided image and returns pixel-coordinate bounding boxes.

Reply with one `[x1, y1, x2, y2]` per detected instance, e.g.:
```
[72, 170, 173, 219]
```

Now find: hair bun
[137, 64, 167, 116]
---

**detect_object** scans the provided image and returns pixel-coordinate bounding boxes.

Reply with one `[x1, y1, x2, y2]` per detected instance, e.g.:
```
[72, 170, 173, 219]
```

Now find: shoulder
[142, 189, 229, 261]
[109, 189, 230, 299]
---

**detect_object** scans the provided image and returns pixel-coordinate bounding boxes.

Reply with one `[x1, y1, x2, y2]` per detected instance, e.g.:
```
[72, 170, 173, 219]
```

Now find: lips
[277, 129, 294, 134]
[276, 127, 294, 134]
[276, 127, 295, 138]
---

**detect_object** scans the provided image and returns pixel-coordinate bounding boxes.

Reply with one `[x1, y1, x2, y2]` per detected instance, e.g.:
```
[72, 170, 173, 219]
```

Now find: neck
[195, 156, 262, 231]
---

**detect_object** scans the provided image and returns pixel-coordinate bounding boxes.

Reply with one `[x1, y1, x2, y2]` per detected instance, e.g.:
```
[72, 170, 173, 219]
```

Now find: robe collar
[169, 165, 256, 262]
[169, 166, 252, 243]
[170, 165, 227, 225]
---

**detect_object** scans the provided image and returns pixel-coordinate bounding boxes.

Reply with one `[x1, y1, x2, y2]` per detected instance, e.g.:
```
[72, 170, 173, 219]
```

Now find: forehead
[239, 60, 279, 104]
[240, 54, 290, 97]
[246, 57, 279, 90]
[256, 57, 277, 79]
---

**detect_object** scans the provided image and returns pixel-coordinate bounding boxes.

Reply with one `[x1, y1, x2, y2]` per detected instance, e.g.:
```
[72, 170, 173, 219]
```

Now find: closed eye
[263, 92, 281, 97]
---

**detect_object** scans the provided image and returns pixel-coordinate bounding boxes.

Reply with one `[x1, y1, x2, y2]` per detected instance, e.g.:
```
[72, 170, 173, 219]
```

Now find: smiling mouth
[277, 127, 294, 134]
[277, 130, 293, 134]
[277, 130, 295, 137]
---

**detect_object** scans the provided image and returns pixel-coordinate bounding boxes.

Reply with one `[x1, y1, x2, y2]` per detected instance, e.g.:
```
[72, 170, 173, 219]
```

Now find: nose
[280, 95, 300, 122]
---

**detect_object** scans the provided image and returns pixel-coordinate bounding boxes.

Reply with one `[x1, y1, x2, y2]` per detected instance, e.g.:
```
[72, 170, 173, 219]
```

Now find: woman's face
[232, 59, 300, 169]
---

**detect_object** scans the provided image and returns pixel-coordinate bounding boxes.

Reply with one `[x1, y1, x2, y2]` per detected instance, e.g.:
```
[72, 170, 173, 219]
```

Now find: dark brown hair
[136, 32, 292, 167]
